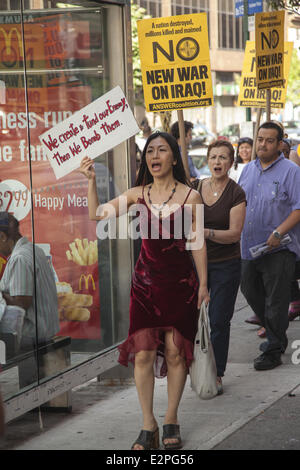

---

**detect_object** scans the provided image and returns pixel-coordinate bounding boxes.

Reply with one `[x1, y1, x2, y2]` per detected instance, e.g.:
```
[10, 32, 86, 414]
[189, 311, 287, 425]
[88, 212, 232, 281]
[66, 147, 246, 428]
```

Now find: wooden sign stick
[177, 110, 190, 181]
[251, 108, 262, 160]
[266, 89, 271, 121]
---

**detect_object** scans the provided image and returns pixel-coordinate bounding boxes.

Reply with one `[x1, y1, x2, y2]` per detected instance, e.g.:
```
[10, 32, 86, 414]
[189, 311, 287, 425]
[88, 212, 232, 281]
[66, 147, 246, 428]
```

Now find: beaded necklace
[147, 181, 178, 215]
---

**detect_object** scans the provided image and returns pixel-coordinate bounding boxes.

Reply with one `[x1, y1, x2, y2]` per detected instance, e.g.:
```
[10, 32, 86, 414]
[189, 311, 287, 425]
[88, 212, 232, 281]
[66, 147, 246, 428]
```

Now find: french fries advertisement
[0, 13, 102, 340]
[66, 239, 98, 266]
[57, 237, 100, 339]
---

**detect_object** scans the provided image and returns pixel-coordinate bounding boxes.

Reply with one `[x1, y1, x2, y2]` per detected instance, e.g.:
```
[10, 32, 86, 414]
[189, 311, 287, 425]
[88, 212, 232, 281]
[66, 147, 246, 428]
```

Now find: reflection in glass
[0, 1, 132, 402]
[0, 2, 39, 396]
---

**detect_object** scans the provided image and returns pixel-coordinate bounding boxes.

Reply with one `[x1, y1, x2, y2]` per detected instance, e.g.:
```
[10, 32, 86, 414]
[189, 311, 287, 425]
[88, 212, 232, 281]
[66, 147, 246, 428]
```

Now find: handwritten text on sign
[39, 86, 139, 179]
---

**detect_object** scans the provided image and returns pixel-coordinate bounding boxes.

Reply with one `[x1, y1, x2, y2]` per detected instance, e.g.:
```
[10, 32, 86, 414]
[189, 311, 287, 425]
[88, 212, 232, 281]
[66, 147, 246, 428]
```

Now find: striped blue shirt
[0, 237, 59, 340]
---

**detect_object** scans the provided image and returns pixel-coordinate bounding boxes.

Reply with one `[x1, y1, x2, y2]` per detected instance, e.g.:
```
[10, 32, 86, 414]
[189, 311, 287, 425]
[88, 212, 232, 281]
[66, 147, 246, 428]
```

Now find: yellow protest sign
[137, 13, 213, 112]
[238, 41, 293, 109]
[255, 10, 285, 89]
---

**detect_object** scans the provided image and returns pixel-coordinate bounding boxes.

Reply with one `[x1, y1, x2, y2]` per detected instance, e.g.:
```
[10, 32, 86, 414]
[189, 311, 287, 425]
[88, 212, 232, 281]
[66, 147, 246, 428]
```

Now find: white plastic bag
[189, 301, 218, 399]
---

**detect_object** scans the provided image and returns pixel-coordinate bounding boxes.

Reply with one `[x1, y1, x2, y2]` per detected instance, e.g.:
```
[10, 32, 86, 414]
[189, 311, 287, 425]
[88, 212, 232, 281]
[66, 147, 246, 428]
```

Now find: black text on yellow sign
[137, 14, 213, 112]
[255, 10, 285, 89]
[238, 41, 293, 109]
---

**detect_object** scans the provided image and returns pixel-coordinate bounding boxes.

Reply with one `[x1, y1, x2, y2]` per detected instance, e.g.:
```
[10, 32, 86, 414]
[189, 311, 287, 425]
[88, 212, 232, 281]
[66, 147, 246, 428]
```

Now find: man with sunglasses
[238, 121, 300, 371]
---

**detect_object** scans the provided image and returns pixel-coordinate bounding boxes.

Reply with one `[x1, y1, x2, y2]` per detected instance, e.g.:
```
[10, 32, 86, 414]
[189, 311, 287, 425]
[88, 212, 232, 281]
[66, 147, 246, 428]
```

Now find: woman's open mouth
[151, 162, 161, 171]
[213, 166, 222, 173]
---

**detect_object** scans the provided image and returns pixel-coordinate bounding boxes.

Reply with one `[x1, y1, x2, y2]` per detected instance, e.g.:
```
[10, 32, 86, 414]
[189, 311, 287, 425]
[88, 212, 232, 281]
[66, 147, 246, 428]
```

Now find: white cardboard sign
[39, 86, 140, 179]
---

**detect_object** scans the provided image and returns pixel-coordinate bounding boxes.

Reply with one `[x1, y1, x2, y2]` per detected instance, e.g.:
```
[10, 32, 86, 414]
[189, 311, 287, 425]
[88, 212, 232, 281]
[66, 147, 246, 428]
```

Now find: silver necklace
[209, 178, 226, 197]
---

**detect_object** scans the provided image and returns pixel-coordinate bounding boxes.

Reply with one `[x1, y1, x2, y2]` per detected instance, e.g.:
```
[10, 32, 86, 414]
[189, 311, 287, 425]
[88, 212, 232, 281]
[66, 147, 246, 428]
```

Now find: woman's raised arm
[79, 156, 139, 221]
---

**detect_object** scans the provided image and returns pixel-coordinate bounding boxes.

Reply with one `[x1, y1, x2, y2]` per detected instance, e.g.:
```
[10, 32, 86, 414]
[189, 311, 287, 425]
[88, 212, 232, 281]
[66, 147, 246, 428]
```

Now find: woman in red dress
[80, 132, 209, 450]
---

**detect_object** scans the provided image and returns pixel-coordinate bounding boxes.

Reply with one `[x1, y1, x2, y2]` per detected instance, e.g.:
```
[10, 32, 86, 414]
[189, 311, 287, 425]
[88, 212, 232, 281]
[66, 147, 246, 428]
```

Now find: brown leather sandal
[162, 424, 182, 450]
[131, 428, 159, 450]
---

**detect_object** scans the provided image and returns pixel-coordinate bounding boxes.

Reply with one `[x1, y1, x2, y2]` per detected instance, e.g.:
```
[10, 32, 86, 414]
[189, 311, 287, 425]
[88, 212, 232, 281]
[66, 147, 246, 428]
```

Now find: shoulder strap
[194, 179, 204, 204]
[183, 187, 193, 205]
[197, 179, 203, 192]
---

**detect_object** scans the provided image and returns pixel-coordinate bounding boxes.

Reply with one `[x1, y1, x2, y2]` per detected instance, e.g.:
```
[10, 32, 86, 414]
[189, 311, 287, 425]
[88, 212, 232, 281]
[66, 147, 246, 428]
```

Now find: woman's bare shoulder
[200, 177, 210, 187]
[188, 188, 203, 204]
[124, 186, 145, 204]
[177, 183, 202, 204]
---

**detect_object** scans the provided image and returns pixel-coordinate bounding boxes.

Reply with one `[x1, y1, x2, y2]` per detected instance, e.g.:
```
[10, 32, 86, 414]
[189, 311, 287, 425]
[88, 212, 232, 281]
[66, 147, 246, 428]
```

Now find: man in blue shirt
[239, 121, 300, 371]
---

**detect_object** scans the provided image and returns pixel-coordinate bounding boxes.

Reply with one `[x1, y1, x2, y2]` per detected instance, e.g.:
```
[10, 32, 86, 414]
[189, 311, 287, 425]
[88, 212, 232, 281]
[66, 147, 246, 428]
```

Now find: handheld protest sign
[237, 41, 293, 109]
[137, 13, 213, 113]
[39, 86, 139, 180]
[255, 10, 285, 90]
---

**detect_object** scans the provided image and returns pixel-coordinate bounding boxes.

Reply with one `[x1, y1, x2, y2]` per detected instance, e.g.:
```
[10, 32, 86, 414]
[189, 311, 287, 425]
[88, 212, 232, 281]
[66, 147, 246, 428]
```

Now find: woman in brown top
[196, 140, 246, 394]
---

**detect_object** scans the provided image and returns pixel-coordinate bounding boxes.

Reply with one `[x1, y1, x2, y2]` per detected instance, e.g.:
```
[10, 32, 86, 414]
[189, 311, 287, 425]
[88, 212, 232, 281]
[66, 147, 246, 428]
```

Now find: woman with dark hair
[229, 137, 253, 182]
[80, 131, 209, 450]
[195, 139, 246, 394]
[135, 131, 188, 186]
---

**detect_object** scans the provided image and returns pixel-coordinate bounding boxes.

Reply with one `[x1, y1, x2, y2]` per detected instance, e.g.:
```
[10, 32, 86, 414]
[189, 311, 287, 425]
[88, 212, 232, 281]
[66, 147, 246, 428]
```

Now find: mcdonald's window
[0, 0, 133, 399]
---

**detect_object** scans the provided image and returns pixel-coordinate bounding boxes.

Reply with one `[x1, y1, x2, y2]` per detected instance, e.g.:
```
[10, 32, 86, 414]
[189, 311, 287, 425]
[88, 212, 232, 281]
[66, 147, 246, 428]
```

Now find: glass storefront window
[0, 0, 133, 403]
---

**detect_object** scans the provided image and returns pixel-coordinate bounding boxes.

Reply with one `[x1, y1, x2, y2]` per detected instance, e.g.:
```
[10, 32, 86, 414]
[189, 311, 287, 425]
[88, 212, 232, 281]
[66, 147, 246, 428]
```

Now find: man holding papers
[238, 121, 300, 371]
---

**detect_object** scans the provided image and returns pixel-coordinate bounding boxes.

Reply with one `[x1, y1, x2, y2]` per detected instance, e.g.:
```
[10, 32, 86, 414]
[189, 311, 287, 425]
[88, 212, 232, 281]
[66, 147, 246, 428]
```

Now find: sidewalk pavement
[1, 290, 300, 450]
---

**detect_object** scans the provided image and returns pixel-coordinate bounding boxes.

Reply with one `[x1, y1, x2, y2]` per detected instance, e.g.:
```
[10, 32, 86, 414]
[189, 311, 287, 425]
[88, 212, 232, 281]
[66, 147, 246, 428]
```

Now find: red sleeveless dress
[118, 188, 199, 378]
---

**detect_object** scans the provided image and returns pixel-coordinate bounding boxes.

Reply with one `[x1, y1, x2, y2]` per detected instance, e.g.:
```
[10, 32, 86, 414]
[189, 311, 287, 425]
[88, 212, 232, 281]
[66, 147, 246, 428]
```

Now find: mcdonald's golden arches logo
[0, 26, 23, 68]
[0, 27, 22, 54]
[79, 273, 95, 291]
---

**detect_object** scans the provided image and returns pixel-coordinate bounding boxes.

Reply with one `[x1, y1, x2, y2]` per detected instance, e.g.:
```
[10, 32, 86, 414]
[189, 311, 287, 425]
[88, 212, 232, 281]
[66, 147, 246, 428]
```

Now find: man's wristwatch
[272, 230, 282, 240]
